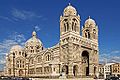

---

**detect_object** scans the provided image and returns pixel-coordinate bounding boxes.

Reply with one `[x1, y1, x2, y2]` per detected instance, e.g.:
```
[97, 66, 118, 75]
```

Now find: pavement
[31, 78, 104, 80]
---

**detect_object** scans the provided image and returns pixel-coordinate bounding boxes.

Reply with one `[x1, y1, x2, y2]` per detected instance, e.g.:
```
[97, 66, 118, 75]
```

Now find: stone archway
[82, 51, 89, 76]
[19, 69, 23, 77]
[73, 65, 78, 77]
[62, 65, 68, 75]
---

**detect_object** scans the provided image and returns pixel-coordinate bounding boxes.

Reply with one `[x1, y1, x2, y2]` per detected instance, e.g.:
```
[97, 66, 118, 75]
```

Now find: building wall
[111, 63, 120, 77]
[98, 64, 104, 79]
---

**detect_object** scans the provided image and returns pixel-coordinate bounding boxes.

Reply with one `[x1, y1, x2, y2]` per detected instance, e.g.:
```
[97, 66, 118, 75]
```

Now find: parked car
[105, 77, 120, 80]
[110, 77, 120, 80]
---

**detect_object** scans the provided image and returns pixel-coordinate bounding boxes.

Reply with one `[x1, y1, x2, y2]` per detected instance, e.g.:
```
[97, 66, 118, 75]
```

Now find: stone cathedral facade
[5, 4, 99, 78]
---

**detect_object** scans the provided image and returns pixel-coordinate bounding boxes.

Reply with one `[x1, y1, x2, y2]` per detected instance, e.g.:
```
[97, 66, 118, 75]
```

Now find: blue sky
[0, 0, 120, 70]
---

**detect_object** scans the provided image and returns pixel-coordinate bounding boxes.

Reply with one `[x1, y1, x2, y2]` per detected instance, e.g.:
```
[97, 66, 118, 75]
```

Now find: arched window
[67, 22, 69, 31]
[72, 22, 74, 30]
[32, 59, 34, 64]
[37, 56, 41, 63]
[19, 52, 21, 55]
[42, 47, 44, 50]
[22, 52, 24, 56]
[36, 46, 40, 49]
[72, 19, 77, 32]
[16, 59, 25, 68]
[22, 61, 24, 68]
[20, 60, 21, 68]
[88, 32, 90, 39]
[16, 60, 19, 68]
[64, 23, 67, 32]
[85, 30, 90, 39]
[85, 32, 87, 38]
[46, 55, 49, 61]
[30, 58, 34, 64]
[45, 54, 51, 61]
[74, 23, 77, 32]
[63, 19, 69, 32]
[30, 46, 33, 49]
[93, 29, 96, 39]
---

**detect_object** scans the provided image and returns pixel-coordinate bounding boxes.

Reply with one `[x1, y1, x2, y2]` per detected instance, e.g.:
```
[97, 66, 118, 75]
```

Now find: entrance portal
[73, 65, 78, 76]
[62, 65, 68, 75]
[82, 51, 89, 76]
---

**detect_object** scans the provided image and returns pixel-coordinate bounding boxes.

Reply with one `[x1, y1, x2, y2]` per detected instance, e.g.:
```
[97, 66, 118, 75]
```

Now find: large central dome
[25, 31, 43, 54]
[63, 3, 77, 16]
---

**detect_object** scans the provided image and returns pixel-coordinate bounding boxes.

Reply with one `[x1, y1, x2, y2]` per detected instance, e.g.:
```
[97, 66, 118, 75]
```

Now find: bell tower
[60, 3, 80, 37]
[59, 3, 81, 78]
[82, 16, 98, 41]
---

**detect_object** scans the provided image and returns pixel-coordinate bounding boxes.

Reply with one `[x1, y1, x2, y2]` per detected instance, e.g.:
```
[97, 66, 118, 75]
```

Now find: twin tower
[60, 3, 98, 41]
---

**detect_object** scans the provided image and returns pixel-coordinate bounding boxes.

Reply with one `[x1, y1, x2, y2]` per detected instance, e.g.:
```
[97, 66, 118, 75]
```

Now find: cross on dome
[69, 3, 71, 6]
[89, 16, 91, 19]
[32, 31, 37, 37]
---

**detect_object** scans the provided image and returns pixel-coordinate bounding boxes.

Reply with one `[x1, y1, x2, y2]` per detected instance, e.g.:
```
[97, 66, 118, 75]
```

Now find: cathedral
[5, 3, 99, 78]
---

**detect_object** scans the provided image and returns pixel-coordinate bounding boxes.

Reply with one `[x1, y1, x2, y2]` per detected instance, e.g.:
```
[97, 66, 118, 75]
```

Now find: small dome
[25, 31, 42, 47]
[10, 45, 22, 51]
[85, 16, 96, 26]
[63, 3, 77, 16]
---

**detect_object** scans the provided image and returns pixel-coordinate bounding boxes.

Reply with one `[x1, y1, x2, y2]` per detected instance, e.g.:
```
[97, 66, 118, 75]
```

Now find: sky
[0, 0, 120, 70]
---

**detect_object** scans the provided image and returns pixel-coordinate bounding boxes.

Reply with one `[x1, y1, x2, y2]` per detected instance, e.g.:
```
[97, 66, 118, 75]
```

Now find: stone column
[51, 64, 55, 78]
[51, 65, 54, 74]
[34, 65, 36, 77]
[89, 64, 94, 76]
[60, 64, 62, 74]
[68, 63, 74, 78]
[89, 50, 94, 77]
[42, 66, 44, 74]
[77, 62, 82, 78]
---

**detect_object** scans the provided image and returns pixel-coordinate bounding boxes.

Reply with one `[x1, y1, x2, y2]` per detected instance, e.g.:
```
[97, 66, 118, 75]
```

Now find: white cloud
[0, 61, 5, 65]
[99, 53, 109, 63]
[110, 56, 120, 63]
[0, 40, 17, 54]
[99, 50, 120, 64]
[0, 16, 14, 22]
[34, 25, 41, 31]
[111, 50, 120, 54]
[11, 8, 42, 20]
[0, 8, 46, 23]
[0, 54, 6, 71]
[8, 32, 26, 45]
